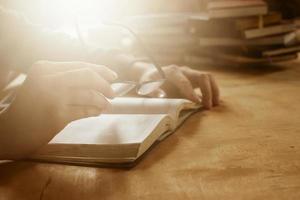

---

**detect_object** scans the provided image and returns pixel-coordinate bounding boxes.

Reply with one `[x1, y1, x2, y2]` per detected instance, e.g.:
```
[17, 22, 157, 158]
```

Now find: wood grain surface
[1, 61, 300, 200]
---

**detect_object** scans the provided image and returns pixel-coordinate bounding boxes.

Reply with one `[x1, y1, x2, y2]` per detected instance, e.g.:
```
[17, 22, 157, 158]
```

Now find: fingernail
[192, 93, 201, 103]
[107, 92, 116, 99]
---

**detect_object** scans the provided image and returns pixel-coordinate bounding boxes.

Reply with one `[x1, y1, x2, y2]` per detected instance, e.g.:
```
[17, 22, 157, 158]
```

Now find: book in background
[120, 0, 300, 67]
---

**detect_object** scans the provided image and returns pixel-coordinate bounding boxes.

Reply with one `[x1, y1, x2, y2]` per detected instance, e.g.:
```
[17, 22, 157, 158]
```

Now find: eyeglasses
[75, 18, 166, 97]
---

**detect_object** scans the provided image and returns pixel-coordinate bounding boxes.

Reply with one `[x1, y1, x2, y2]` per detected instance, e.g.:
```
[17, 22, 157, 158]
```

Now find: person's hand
[140, 65, 220, 109]
[1, 61, 117, 158]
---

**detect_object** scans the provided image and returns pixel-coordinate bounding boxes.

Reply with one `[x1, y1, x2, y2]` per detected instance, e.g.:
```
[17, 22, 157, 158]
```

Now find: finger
[169, 70, 199, 102]
[54, 68, 115, 98]
[65, 89, 111, 110]
[180, 66, 202, 88]
[208, 74, 220, 106]
[197, 74, 213, 109]
[34, 61, 118, 82]
[181, 67, 217, 108]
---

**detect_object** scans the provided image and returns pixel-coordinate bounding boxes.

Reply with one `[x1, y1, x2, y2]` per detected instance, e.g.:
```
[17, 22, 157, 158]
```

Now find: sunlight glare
[40, 0, 118, 27]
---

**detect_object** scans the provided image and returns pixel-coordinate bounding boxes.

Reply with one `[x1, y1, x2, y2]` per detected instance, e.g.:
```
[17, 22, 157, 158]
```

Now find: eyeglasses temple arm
[103, 21, 166, 79]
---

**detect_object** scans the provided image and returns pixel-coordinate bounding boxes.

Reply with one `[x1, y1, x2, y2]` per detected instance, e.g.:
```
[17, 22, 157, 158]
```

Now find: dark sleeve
[282, 0, 300, 19]
[0, 6, 142, 78]
[267, 0, 300, 19]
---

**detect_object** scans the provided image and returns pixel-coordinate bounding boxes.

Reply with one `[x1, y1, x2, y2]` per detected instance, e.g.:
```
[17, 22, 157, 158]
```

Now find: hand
[140, 65, 220, 109]
[1, 61, 118, 158]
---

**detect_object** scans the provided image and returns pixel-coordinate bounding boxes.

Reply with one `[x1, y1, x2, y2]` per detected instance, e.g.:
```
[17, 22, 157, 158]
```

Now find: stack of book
[122, 0, 300, 67]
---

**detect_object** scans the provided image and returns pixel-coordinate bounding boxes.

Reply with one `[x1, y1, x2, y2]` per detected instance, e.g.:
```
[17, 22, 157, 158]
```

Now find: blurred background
[0, 0, 204, 50]
[1, 0, 300, 67]
[0, 0, 203, 27]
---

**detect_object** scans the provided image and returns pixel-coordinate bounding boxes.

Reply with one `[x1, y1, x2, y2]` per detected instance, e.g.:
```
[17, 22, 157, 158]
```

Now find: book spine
[234, 12, 282, 31]
[244, 24, 297, 39]
[263, 46, 300, 57]
[207, 0, 266, 10]
[209, 6, 268, 18]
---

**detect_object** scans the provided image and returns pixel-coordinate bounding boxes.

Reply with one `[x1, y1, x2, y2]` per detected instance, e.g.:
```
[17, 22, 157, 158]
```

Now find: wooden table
[1, 61, 300, 200]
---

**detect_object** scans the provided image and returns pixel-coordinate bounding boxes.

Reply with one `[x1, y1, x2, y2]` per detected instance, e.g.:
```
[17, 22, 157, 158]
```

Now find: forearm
[0, 111, 24, 160]
[0, 112, 29, 160]
[0, 104, 53, 160]
[0, 6, 86, 72]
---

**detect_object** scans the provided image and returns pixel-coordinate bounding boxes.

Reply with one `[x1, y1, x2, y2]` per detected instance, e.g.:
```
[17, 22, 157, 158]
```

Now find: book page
[105, 97, 197, 119]
[50, 114, 170, 145]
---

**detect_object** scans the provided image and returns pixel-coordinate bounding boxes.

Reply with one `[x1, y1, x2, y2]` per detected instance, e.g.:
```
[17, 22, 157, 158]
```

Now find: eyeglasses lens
[137, 80, 165, 96]
[111, 82, 137, 97]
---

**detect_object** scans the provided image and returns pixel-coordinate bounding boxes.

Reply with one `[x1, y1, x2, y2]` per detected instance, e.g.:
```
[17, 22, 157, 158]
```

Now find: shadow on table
[135, 105, 230, 170]
[0, 160, 126, 199]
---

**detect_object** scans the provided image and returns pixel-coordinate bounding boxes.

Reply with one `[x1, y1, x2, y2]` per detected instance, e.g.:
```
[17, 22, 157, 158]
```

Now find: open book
[31, 97, 200, 167]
